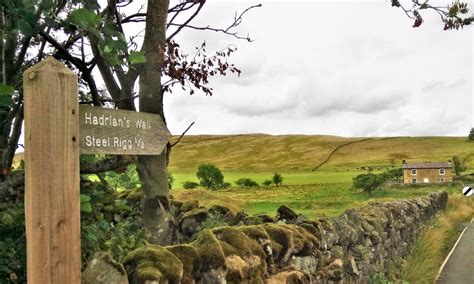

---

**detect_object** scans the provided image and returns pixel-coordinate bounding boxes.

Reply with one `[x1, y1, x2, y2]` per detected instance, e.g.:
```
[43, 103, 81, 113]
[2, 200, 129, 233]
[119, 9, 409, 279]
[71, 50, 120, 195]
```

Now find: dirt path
[436, 219, 474, 284]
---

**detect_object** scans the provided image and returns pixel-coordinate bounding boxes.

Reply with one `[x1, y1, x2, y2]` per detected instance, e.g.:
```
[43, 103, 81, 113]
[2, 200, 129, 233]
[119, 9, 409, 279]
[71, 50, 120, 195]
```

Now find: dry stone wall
[82, 191, 448, 284]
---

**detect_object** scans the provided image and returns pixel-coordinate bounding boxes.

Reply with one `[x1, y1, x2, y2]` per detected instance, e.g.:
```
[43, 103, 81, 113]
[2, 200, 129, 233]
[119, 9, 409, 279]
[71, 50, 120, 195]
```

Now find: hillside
[169, 134, 474, 172]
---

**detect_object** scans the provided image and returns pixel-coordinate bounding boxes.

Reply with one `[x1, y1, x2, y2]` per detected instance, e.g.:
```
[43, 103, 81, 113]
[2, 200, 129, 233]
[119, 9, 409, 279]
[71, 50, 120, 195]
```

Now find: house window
[411, 169, 417, 175]
[440, 178, 445, 183]
[412, 179, 417, 184]
[439, 169, 445, 175]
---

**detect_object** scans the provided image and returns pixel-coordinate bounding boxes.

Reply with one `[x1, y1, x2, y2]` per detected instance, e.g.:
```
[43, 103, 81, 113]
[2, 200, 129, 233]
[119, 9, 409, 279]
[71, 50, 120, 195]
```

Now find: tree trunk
[136, 0, 173, 245]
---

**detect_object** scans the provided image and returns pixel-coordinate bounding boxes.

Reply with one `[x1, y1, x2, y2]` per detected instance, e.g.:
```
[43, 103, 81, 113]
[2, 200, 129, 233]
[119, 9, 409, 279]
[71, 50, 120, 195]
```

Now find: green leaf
[0, 83, 14, 96]
[114, 200, 132, 212]
[81, 202, 93, 213]
[129, 51, 146, 64]
[80, 194, 91, 203]
[68, 8, 101, 29]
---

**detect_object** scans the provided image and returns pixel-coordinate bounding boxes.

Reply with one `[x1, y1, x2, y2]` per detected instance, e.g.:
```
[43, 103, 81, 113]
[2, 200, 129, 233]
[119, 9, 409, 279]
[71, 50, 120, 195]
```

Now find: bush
[381, 168, 402, 181]
[222, 182, 232, 189]
[235, 178, 259, 188]
[452, 156, 468, 176]
[272, 173, 283, 187]
[183, 181, 199, 189]
[262, 180, 273, 186]
[196, 163, 225, 190]
[469, 128, 474, 140]
[352, 173, 385, 196]
[168, 172, 175, 190]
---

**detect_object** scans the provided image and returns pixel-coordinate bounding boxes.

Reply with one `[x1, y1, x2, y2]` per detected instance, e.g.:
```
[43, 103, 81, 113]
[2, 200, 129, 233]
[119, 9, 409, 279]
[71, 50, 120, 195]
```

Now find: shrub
[196, 163, 225, 190]
[452, 156, 468, 176]
[235, 178, 259, 188]
[381, 168, 403, 181]
[272, 173, 283, 187]
[222, 182, 232, 189]
[352, 173, 385, 196]
[469, 128, 474, 140]
[262, 180, 273, 186]
[183, 181, 199, 189]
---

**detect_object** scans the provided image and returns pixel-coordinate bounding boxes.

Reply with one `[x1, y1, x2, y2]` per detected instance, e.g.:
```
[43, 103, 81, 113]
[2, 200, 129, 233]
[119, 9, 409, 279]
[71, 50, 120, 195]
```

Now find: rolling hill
[168, 134, 474, 173]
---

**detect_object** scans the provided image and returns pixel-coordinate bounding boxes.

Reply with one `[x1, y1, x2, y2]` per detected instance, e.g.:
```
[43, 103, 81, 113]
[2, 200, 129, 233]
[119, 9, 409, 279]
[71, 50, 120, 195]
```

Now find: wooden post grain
[24, 57, 80, 283]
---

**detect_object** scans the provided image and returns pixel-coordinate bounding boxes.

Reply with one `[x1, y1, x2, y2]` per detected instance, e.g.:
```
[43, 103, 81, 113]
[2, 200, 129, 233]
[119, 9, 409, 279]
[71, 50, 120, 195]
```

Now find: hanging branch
[170, 121, 195, 147]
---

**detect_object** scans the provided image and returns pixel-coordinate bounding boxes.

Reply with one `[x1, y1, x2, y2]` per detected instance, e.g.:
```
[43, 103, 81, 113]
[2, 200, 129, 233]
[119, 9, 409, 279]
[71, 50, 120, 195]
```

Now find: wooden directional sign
[79, 105, 171, 155]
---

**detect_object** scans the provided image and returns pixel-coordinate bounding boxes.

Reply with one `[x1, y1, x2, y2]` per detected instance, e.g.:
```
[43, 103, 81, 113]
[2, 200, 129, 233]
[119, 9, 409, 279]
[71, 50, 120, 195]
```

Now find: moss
[211, 227, 267, 282]
[166, 244, 201, 283]
[240, 225, 271, 241]
[179, 208, 209, 237]
[119, 187, 144, 205]
[191, 229, 226, 271]
[123, 245, 183, 283]
[208, 204, 231, 216]
[280, 224, 319, 256]
[180, 200, 199, 213]
[133, 261, 162, 282]
[262, 224, 293, 263]
[242, 214, 274, 225]
[212, 226, 265, 259]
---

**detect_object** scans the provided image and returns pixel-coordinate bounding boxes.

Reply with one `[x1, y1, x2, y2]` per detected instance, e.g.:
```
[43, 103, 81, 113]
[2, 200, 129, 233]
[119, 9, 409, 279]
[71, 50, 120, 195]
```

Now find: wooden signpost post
[23, 57, 171, 283]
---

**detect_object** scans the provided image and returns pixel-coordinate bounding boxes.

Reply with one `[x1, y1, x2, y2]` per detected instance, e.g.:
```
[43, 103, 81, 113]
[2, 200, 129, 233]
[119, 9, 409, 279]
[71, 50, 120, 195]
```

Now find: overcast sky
[158, 0, 473, 137]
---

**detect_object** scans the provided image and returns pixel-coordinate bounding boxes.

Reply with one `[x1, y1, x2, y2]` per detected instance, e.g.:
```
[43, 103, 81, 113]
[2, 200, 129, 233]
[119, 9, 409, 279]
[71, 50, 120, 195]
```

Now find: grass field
[168, 135, 474, 172]
[167, 134, 472, 219]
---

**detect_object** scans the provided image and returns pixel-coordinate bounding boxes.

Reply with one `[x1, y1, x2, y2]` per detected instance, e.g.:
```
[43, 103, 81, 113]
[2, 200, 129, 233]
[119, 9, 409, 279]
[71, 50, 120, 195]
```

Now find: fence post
[23, 57, 80, 283]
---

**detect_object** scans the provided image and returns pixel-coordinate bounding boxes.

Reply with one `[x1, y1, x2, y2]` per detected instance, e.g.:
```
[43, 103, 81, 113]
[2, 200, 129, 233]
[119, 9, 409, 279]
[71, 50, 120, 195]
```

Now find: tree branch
[167, 1, 205, 42]
[167, 4, 262, 42]
[170, 121, 195, 147]
[39, 30, 101, 106]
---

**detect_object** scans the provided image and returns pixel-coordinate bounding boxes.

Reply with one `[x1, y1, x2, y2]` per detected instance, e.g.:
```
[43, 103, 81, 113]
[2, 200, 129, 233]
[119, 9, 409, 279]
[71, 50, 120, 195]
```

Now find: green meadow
[169, 134, 473, 219]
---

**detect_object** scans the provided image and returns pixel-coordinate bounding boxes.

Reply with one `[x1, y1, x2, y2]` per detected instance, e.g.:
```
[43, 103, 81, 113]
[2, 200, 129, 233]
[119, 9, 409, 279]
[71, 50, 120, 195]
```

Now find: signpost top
[79, 105, 171, 155]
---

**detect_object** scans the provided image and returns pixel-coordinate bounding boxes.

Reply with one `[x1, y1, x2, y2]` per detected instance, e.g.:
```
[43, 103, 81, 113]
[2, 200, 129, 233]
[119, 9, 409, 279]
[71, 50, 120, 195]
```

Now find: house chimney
[402, 159, 407, 164]
[448, 159, 452, 164]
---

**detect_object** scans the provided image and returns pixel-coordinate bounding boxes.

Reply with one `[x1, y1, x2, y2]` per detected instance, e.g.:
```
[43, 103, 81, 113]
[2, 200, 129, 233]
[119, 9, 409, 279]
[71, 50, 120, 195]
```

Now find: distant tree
[182, 181, 199, 190]
[196, 164, 224, 190]
[469, 128, 474, 141]
[235, 178, 259, 188]
[382, 168, 403, 181]
[272, 173, 283, 187]
[262, 180, 273, 186]
[452, 156, 468, 176]
[352, 173, 385, 196]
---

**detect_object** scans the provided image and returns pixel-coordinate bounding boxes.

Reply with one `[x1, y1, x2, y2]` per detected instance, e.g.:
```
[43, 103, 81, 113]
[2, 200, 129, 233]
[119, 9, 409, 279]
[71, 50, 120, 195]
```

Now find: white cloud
[163, 0, 473, 136]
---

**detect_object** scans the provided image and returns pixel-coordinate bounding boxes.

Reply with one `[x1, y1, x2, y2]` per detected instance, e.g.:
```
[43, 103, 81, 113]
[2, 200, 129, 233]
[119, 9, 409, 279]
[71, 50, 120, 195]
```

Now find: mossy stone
[262, 224, 294, 263]
[208, 204, 231, 216]
[191, 229, 227, 272]
[123, 245, 183, 283]
[180, 200, 199, 213]
[166, 244, 201, 284]
[82, 252, 128, 284]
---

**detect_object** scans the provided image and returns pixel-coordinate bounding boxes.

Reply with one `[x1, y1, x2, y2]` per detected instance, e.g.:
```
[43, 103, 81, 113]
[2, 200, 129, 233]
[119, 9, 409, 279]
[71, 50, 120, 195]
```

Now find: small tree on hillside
[197, 164, 224, 190]
[273, 173, 283, 187]
[452, 156, 468, 176]
[469, 128, 474, 141]
[352, 173, 385, 196]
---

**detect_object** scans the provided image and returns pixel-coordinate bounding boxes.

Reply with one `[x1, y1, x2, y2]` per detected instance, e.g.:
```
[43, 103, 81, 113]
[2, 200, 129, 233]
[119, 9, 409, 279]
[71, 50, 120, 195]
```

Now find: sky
[157, 0, 473, 137]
